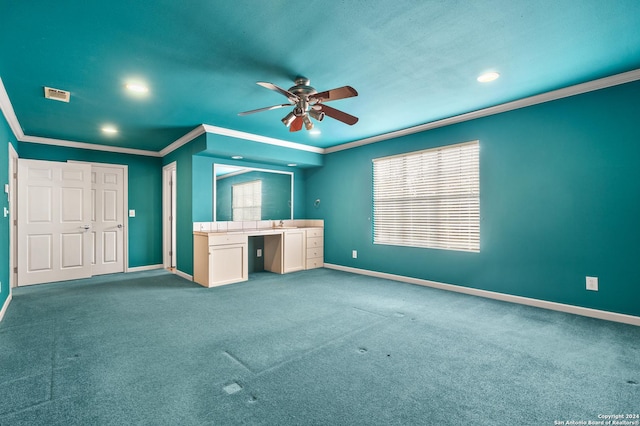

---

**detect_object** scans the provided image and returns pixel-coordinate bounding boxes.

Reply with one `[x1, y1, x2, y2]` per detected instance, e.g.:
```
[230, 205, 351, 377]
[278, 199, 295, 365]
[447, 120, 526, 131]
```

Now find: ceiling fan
[238, 77, 358, 132]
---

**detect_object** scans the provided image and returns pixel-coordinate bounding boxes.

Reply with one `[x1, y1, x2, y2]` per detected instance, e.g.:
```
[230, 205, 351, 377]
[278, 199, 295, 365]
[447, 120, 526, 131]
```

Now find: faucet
[279, 220, 284, 227]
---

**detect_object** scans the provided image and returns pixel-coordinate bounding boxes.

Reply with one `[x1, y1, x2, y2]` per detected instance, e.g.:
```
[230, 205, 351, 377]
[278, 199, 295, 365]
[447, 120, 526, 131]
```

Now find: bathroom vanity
[193, 220, 323, 288]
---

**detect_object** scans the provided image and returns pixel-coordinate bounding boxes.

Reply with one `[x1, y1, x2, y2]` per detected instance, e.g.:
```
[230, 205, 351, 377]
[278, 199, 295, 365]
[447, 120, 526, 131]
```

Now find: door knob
[82, 225, 90, 230]
[117, 224, 123, 229]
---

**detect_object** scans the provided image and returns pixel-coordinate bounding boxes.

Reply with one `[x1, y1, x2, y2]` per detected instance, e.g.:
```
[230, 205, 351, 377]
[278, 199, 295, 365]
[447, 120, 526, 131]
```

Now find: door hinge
[14, 219, 17, 226]
[169, 251, 173, 256]
[14, 267, 18, 273]
[13, 172, 17, 179]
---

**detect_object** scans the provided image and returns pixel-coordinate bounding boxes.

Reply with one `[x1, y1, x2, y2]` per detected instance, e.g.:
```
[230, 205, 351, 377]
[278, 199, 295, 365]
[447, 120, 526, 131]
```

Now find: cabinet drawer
[306, 247, 323, 259]
[307, 236, 323, 248]
[306, 257, 324, 269]
[306, 228, 324, 238]
[209, 234, 247, 246]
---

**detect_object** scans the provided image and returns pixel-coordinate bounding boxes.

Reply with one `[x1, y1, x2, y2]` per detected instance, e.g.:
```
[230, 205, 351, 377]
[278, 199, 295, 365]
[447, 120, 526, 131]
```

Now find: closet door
[18, 159, 92, 286]
[90, 165, 125, 275]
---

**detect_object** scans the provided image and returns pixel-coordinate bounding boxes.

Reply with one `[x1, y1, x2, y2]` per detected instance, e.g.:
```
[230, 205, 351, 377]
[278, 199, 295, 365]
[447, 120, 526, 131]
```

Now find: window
[232, 180, 262, 221]
[372, 140, 480, 252]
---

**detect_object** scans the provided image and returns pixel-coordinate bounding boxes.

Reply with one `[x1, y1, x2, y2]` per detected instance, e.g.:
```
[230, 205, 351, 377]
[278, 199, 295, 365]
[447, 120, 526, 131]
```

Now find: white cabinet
[305, 228, 324, 269]
[193, 233, 248, 287]
[193, 224, 324, 286]
[283, 229, 305, 273]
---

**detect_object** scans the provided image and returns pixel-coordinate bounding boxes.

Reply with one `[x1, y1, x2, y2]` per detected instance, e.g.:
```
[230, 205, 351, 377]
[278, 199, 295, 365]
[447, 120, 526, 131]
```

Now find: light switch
[129, 209, 136, 217]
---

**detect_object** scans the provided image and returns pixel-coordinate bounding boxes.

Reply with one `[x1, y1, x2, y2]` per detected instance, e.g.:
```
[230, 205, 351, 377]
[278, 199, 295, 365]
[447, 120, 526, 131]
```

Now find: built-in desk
[193, 220, 323, 288]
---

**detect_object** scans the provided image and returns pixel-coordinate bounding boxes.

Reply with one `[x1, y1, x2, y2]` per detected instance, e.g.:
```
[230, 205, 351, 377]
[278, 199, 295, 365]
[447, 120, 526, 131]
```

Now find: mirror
[213, 164, 293, 221]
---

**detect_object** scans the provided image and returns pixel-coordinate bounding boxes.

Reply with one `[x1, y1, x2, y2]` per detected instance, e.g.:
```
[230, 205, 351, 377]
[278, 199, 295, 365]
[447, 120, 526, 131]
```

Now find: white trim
[127, 264, 164, 273]
[162, 162, 177, 269]
[8, 143, 18, 289]
[173, 269, 193, 281]
[20, 134, 160, 157]
[324, 263, 640, 327]
[325, 68, 640, 154]
[159, 125, 206, 157]
[3, 69, 640, 158]
[0, 77, 25, 140]
[202, 124, 325, 154]
[0, 292, 11, 323]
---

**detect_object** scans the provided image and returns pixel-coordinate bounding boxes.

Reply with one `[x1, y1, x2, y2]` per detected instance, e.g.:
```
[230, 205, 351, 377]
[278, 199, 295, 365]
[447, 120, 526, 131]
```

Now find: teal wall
[305, 80, 640, 317]
[162, 135, 207, 276]
[18, 142, 163, 268]
[0, 112, 17, 311]
[178, 152, 306, 276]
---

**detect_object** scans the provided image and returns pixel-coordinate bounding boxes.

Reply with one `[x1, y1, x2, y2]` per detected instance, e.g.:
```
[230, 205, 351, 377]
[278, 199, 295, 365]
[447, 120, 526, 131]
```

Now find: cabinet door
[210, 243, 248, 286]
[283, 230, 305, 273]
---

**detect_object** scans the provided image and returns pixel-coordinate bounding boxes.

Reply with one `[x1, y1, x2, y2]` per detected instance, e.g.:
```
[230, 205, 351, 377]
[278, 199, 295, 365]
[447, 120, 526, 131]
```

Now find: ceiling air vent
[44, 86, 70, 103]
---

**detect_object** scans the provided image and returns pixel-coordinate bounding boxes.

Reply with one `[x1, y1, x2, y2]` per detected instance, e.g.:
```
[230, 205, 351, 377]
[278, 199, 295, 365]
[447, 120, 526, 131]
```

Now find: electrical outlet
[586, 276, 598, 291]
[352, 250, 358, 259]
[257, 248, 262, 257]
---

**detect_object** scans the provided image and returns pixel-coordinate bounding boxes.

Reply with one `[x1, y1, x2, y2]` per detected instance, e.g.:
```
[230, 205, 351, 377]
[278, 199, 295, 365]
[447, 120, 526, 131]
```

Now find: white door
[17, 159, 92, 286]
[91, 165, 125, 275]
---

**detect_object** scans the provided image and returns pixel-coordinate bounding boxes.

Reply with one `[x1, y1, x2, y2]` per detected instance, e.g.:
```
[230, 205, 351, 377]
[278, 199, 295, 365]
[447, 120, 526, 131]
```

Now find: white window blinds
[373, 140, 480, 252]
[232, 180, 262, 221]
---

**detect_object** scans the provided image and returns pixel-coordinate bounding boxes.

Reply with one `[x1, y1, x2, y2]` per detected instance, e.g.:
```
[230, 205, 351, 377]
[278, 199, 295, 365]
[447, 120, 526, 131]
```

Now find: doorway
[163, 162, 177, 270]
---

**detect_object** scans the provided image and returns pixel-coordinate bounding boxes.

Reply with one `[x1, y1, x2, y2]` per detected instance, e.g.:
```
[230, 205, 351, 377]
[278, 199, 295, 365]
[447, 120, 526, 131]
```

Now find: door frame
[8, 143, 17, 288]
[162, 162, 177, 270]
[69, 161, 129, 273]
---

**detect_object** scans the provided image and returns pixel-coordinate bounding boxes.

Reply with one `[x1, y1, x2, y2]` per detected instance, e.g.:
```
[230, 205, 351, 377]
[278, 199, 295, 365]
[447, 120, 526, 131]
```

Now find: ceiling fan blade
[238, 104, 292, 116]
[311, 86, 358, 103]
[289, 116, 304, 132]
[257, 82, 299, 102]
[316, 104, 359, 125]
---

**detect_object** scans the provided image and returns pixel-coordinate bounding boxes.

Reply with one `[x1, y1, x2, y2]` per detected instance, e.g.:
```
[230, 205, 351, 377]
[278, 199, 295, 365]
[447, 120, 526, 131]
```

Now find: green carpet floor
[0, 268, 638, 425]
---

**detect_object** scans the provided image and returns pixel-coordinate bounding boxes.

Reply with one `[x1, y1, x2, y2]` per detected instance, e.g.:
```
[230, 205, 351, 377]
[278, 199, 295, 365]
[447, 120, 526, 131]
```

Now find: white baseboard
[125, 264, 192, 281]
[0, 292, 12, 323]
[127, 264, 164, 273]
[173, 269, 193, 281]
[324, 264, 640, 327]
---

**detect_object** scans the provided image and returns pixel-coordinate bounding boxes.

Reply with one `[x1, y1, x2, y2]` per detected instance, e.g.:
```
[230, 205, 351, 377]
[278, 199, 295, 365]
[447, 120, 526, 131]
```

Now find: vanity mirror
[213, 164, 293, 221]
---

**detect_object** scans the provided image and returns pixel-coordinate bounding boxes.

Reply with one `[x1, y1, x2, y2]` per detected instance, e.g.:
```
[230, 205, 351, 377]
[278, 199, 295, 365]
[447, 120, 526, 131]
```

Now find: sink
[272, 226, 297, 229]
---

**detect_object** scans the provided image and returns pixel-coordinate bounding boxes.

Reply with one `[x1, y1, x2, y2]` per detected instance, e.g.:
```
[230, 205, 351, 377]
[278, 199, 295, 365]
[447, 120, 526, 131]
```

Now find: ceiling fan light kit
[239, 76, 359, 133]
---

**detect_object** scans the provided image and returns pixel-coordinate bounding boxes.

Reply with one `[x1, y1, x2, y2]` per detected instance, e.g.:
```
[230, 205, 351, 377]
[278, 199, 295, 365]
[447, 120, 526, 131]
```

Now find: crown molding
[3, 69, 640, 158]
[325, 68, 640, 154]
[0, 76, 26, 141]
[19, 134, 161, 157]
[1, 77, 161, 157]
[158, 124, 325, 157]
[158, 125, 207, 157]
[202, 124, 325, 154]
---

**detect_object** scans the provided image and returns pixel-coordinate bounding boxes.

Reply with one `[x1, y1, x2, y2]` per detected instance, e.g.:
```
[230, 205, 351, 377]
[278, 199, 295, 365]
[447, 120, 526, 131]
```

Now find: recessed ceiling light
[125, 83, 149, 93]
[309, 129, 321, 135]
[231, 155, 243, 160]
[287, 163, 297, 167]
[477, 72, 500, 83]
[101, 126, 118, 134]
